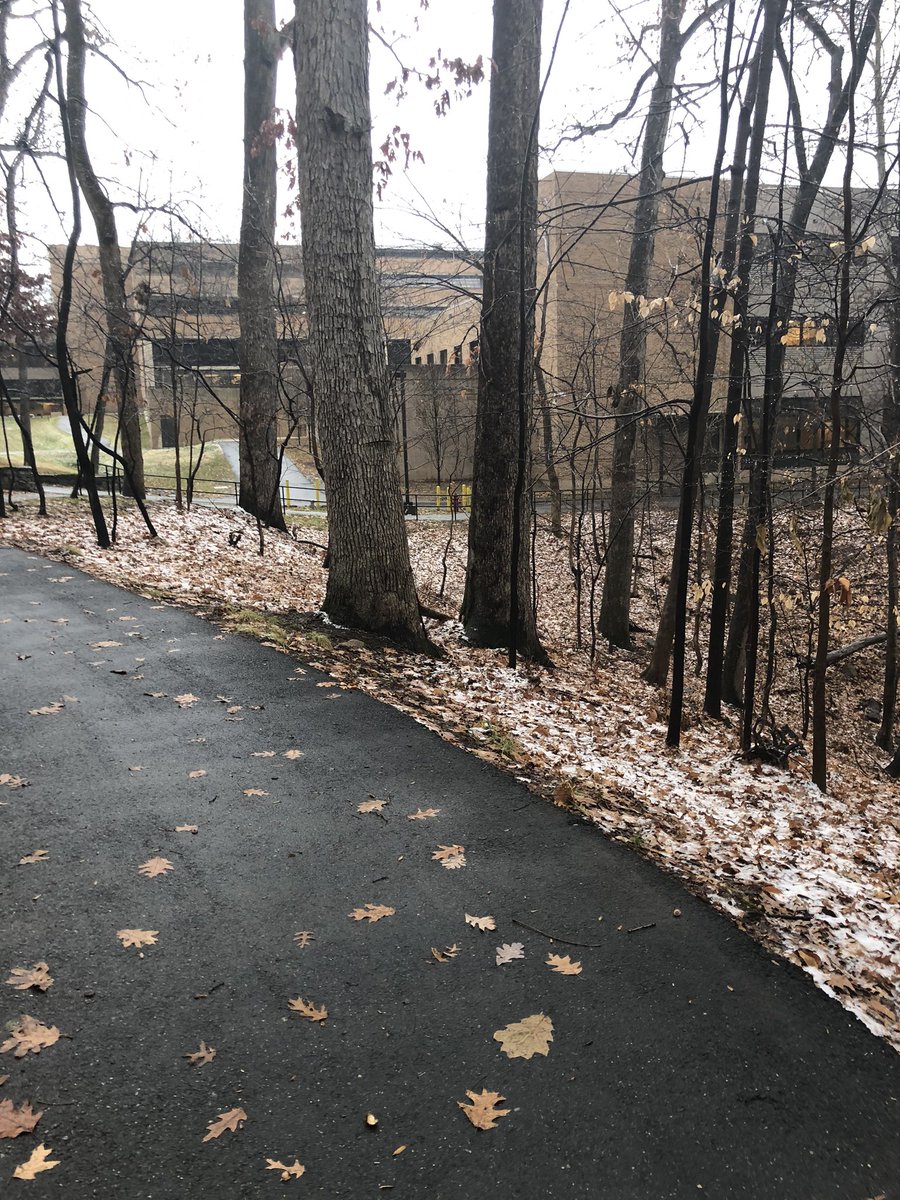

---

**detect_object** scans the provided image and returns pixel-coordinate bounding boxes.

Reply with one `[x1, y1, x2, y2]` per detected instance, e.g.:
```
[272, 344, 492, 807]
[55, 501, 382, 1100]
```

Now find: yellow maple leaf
[266, 1158, 305, 1180]
[546, 953, 582, 975]
[5, 962, 53, 992]
[13, 1142, 59, 1179]
[458, 1089, 511, 1130]
[1, 1016, 60, 1058]
[493, 1013, 554, 1060]
[117, 928, 159, 949]
[185, 1041, 216, 1066]
[288, 997, 328, 1022]
[203, 1107, 247, 1142]
[349, 903, 395, 923]
[138, 856, 174, 878]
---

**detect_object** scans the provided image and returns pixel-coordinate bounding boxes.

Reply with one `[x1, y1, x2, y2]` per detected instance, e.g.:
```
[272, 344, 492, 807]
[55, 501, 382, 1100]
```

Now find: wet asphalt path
[1, 544, 898, 1198]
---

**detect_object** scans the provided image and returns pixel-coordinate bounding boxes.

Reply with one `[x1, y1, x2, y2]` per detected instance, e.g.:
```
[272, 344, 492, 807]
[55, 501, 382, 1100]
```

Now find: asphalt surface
[1, 544, 898, 1199]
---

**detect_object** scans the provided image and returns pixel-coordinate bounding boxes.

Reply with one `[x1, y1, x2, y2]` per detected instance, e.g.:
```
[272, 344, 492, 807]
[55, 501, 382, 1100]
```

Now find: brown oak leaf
[28, 702, 64, 716]
[464, 914, 496, 932]
[407, 807, 439, 820]
[5, 963, 53, 992]
[174, 693, 199, 707]
[13, 1143, 59, 1179]
[288, 997, 328, 1022]
[266, 1158, 305, 1180]
[203, 1107, 247, 1142]
[430, 944, 460, 963]
[358, 797, 387, 813]
[138, 857, 174, 878]
[0, 774, 28, 788]
[243, 788, 269, 797]
[547, 953, 582, 975]
[458, 1089, 510, 1130]
[495, 943, 525, 965]
[18, 849, 48, 865]
[1, 1016, 60, 1058]
[349, 903, 395, 923]
[433, 844, 466, 869]
[0, 1098, 43, 1138]
[185, 1041, 216, 1067]
[283, 749, 303, 760]
[117, 928, 159, 949]
[493, 1013, 554, 1060]
[293, 931, 315, 949]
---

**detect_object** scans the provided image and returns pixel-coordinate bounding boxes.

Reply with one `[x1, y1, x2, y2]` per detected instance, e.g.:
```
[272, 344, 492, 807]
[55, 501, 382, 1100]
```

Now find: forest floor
[1, 497, 897, 1062]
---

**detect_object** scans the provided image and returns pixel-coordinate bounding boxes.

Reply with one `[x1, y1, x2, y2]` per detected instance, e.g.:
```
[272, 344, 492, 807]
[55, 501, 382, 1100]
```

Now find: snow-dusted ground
[2, 501, 897, 1050]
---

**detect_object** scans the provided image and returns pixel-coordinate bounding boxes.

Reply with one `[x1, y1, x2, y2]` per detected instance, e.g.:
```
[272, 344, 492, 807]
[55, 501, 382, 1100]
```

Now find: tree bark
[62, 0, 144, 499]
[599, 0, 685, 649]
[460, 0, 547, 661]
[239, 0, 285, 530]
[293, 0, 429, 650]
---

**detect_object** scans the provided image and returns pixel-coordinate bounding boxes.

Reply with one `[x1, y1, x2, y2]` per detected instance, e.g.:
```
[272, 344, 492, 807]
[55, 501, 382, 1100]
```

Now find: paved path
[216, 439, 320, 509]
[1, 545, 898, 1199]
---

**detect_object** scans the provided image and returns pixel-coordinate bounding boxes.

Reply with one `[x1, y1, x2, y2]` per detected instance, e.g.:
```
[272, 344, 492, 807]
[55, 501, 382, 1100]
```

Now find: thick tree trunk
[63, 0, 144, 500]
[293, 0, 429, 650]
[461, 0, 546, 661]
[238, 0, 285, 530]
[599, 0, 685, 649]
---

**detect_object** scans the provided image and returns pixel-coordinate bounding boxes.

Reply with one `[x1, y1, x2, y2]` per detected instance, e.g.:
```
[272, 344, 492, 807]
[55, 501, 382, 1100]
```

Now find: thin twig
[512, 917, 603, 948]
[625, 922, 656, 933]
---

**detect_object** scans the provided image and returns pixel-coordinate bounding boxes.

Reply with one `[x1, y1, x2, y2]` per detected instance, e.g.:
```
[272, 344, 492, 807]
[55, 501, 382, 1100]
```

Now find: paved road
[216, 440, 320, 509]
[1, 545, 898, 1199]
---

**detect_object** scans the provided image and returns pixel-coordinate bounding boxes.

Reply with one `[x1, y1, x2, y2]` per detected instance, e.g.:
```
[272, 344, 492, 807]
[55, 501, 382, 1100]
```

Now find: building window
[414, 356, 422, 365]
[453, 344, 462, 364]
[427, 352, 434, 365]
[439, 348, 448, 365]
[468, 338, 480, 362]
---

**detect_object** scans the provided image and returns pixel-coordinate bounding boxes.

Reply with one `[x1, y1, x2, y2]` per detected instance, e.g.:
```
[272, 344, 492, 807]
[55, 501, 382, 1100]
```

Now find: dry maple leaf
[358, 797, 387, 813]
[28, 702, 63, 716]
[266, 1158, 306, 1180]
[349, 903, 395, 923]
[188, 770, 207, 779]
[465, 914, 496, 932]
[174, 693, 199, 707]
[430, 944, 460, 963]
[496, 943, 525, 966]
[251, 750, 275, 758]
[117, 928, 158, 949]
[0, 1098, 43, 1139]
[493, 1013, 554, 1060]
[293, 931, 315, 949]
[0, 774, 28, 788]
[283, 749, 303, 760]
[547, 953, 582, 975]
[288, 997, 328, 1022]
[185, 1041, 216, 1067]
[5, 963, 54, 992]
[18, 849, 48, 865]
[433, 844, 466, 869]
[243, 788, 269, 797]
[203, 1106, 247, 1142]
[138, 856, 174, 878]
[13, 1142, 59, 1179]
[407, 807, 439, 820]
[458, 1089, 511, 1131]
[175, 824, 199, 834]
[1, 1016, 60, 1058]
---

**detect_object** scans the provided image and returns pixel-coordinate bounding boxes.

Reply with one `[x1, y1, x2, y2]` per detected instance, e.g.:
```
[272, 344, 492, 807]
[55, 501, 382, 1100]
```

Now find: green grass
[0, 414, 235, 490]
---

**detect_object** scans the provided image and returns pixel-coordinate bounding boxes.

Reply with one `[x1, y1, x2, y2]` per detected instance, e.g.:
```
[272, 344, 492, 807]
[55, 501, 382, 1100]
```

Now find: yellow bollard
[284, 478, 291, 510]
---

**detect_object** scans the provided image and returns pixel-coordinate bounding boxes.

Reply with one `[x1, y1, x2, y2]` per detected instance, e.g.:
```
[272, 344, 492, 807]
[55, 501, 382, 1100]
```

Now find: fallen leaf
[496, 943, 525, 966]
[433, 844, 466, 869]
[138, 856, 174, 878]
[226, 705, 242, 714]
[349, 904, 396, 923]
[185, 1041, 216, 1066]
[203, 1107, 247, 1142]
[430, 944, 460, 963]
[288, 997, 328, 1022]
[493, 1013, 554, 1060]
[251, 751, 275, 758]
[5, 963, 53, 992]
[407, 807, 439, 820]
[293, 931, 315, 949]
[465, 914, 496, 932]
[1, 1016, 60, 1058]
[393, 1145, 406, 1156]
[91, 640, 122, 648]
[117, 928, 158, 949]
[128, 765, 144, 773]
[188, 770, 207, 779]
[174, 693, 199, 707]
[458, 1089, 511, 1130]
[358, 797, 387, 813]
[547, 953, 582, 975]
[283, 749, 303, 760]
[12, 1143, 59, 1179]
[243, 788, 269, 797]
[18, 850, 48, 865]
[266, 1158, 305, 1180]
[175, 825, 199, 834]
[0, 1075, 8, 1085]
[0, 774, 28, 788]
[28, 702, 64, 716]
[0, 1098, 43, 1138]
[365, 1113, 378, 1128]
